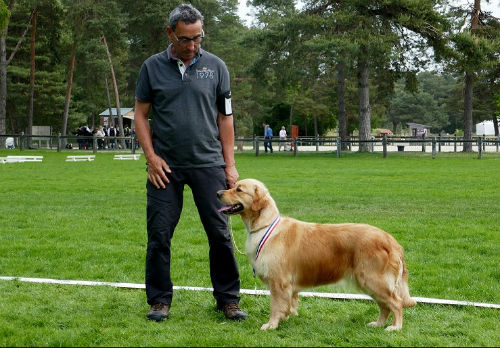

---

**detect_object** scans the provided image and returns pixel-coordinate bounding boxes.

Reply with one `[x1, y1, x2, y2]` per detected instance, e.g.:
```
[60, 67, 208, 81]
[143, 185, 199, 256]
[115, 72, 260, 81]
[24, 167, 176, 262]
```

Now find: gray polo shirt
[135, 46, 232, 169]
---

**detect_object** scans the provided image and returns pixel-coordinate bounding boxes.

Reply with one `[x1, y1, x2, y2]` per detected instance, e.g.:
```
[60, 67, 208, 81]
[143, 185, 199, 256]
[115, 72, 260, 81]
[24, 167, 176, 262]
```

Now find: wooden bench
[0, 155, 44, 163]
[113, 154, 141, 160]
[66, 155, 95, 162]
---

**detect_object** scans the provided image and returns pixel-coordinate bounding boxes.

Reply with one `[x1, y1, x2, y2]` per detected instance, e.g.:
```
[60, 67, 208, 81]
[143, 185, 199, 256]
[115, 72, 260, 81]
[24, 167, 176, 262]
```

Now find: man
[263, 122, 273, 153]
[134, 4, 247, 323]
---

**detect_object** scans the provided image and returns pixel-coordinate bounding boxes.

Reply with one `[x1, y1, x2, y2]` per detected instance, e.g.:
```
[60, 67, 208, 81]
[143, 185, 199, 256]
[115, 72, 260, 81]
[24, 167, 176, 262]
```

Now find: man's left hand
[225, 165, 239, 188]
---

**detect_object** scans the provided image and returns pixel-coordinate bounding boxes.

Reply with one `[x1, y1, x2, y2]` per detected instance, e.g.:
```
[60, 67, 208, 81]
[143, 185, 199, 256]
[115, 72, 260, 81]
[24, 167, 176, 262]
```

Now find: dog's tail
[397, 255, 417, 308]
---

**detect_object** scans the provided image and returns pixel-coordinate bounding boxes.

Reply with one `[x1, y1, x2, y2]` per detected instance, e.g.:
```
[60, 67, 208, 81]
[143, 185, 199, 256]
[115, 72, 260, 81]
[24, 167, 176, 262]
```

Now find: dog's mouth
[218, 203, 244, 215]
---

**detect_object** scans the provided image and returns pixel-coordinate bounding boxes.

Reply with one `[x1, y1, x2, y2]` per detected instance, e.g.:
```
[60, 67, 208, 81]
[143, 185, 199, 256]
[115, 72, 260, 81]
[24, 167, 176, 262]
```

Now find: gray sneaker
[146, 303, 170, 322]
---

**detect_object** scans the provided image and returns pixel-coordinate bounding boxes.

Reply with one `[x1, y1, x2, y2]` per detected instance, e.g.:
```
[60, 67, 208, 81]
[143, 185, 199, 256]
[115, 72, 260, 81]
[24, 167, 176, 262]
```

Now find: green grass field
[0, 150, 499, 346]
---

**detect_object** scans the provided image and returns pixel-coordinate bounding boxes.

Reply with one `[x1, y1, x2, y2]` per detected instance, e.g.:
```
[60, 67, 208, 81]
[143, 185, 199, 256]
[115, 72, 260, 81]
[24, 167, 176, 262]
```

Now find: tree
[252, 0, 449, 150]
[0, 0, 35, 134]
[388, 72, 456, 134]
[4, 0, 65, 134]
[61, 0, 127, 134]
[27, 5, 37, 147]
[446, 1, 499, 150]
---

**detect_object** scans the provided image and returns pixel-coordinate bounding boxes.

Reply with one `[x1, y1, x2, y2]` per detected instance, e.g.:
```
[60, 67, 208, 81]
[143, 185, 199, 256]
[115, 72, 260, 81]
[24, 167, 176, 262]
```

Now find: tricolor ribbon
[255, 215, 281, 261]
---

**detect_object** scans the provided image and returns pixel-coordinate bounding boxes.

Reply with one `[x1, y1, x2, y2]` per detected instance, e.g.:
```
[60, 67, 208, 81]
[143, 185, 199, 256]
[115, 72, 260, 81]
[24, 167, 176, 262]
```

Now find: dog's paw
[260, 322, 278, 330]
[367, 321, 384, 327]
[385, 325, 402, 331]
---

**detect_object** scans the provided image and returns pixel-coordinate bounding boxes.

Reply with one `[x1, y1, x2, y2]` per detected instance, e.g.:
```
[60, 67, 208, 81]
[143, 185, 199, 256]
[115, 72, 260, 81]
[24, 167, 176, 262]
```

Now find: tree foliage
[0, 0, 498, 141]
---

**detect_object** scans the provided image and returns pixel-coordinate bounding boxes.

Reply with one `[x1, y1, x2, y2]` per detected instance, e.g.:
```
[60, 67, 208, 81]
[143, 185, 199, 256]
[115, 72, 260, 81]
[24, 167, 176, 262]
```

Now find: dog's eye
[236, 187, 242, 192]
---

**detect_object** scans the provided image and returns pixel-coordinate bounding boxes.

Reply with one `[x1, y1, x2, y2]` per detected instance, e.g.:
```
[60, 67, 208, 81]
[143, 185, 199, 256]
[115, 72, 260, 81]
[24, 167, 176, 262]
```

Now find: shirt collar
[166, 44, 202, 66]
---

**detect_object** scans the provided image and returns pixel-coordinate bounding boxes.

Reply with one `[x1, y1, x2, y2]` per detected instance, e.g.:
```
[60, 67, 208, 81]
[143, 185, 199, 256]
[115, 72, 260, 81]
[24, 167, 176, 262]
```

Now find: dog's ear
[251, 185, 268, 211]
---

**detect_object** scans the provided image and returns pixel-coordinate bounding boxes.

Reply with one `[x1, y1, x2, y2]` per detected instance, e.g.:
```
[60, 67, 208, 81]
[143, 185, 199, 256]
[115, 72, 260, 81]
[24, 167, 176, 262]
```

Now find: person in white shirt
[278, 126, 287, 151]
[96, 126, 105, 149]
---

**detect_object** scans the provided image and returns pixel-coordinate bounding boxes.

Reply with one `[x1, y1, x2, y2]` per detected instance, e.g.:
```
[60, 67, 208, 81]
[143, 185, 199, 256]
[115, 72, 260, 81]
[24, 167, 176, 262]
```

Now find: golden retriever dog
[217, 179, 416, 331]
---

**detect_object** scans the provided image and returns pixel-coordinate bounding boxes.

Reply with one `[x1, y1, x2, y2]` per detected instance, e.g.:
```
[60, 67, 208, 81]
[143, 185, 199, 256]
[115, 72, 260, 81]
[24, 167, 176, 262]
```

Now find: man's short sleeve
[135, 63, 152, 103]
[216, 63, 232, 116]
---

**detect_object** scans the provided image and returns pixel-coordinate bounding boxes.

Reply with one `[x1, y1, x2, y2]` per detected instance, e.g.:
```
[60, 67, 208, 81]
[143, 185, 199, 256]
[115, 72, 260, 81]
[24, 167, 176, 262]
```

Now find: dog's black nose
[216, 190, 223, 198]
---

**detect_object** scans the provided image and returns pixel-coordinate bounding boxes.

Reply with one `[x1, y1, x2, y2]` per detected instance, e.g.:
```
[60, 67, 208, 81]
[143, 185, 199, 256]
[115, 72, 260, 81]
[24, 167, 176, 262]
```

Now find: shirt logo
[196, 67, 215, 79]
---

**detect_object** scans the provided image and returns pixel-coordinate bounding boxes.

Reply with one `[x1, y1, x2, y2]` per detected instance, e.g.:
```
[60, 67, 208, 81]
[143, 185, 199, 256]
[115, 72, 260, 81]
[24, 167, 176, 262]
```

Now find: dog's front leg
[261, 281, 292, 330]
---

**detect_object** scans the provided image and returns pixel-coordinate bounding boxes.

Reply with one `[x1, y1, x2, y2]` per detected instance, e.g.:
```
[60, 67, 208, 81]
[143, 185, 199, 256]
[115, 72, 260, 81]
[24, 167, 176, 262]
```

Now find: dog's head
[217, 179, 277, 218]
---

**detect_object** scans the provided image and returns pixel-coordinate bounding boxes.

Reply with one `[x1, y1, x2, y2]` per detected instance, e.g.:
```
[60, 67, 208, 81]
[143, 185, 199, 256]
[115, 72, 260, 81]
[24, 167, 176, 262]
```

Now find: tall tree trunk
[61, 15, 82, 139]
[27, 7, 38, 148]
[357, 54, 372, 152]
[289, 104, 293, 135]
[463, 0, 481, 152]
[463, 73, 474, 152]
[337, 62, 348, 150]
[61, 49, 75, 138]
[102, 35, 124, 149]
[313, 113, 318, 137]
[493, 115, 499, 137]
[0, 2, 34, 135]
[104, 75, 114, 127]
[0, 32, 8, 134]
[392, 119, 398, 134]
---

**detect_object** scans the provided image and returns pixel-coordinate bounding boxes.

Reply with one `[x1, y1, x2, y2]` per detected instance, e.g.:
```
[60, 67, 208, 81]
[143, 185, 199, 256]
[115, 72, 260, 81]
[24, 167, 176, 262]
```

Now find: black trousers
[145, 166, 241, 306]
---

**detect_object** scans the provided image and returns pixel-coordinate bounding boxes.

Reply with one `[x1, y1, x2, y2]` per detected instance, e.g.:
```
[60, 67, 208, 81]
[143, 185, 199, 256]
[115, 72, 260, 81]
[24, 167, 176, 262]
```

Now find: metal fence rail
[0, 133, 140, 153]
[239, 135, 500, 159]
[2, 133, 499, 159]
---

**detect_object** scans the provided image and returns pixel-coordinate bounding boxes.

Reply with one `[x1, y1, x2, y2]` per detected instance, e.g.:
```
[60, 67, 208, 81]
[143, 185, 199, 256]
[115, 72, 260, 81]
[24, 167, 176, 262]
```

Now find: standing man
[278, 126, 287, 151]
[263, 122, 273, 153]
[134, 4, 247, 323]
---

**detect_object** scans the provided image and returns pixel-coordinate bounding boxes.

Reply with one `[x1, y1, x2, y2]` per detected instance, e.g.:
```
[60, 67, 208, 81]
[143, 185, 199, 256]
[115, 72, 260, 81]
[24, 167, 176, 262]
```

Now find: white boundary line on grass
[1, 276, 499, 310]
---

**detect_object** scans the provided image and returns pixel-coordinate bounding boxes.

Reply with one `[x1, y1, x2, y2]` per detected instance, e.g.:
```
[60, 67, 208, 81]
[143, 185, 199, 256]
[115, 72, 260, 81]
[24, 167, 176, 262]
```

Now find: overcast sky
[237, 0, 500, 26]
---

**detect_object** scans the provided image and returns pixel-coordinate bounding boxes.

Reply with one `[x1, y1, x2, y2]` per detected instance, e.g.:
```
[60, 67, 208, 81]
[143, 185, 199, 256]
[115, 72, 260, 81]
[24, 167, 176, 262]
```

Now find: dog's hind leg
[398, 257, 417, 308]
[357, 272, 404, 331]
[368, 288, 403, 331]
[367, 302, 390, 328]
[261, 280, 293, 330]
[289, 291, 299, 316]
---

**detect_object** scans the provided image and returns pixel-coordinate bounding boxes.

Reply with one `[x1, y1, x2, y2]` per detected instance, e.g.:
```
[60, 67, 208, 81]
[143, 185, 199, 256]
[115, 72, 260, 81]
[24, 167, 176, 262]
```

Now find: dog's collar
[255, 215, 281, 261]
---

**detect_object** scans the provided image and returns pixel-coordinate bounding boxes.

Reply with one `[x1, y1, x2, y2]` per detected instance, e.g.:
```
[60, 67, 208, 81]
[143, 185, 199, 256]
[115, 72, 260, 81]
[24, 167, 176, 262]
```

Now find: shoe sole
[147, 314, 168, 322]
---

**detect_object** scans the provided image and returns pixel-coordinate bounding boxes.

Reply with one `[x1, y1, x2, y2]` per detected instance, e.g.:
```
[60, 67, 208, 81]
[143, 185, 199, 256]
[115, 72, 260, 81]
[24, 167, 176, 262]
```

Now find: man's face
[167, 20, 203, 63]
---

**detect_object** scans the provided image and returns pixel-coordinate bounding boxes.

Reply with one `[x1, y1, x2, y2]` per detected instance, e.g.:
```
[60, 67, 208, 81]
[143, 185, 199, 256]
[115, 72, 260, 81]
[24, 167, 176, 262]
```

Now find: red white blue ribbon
[255, 215, 281, 261]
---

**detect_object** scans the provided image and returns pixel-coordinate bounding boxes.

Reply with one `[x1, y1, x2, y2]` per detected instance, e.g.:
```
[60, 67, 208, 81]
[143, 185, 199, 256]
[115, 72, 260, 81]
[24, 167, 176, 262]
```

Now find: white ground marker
[1, 276, 499, 310]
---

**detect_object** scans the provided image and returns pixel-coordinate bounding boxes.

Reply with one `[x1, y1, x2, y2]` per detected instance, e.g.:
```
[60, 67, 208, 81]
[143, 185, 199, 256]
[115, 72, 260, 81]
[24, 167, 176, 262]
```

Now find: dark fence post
[454, 136, 457, 152]
[19, 132, 24, 151]
[336, 137, 341, 158]
[421, 134, 425, 152]
[131, 134, 136, 154]
[57, 133, 61, 152]
[293, 137, 298, 157]
[432, 137, 437, 159]
[93, 135, 97, 154]
[438, 135, 441, 152]
[382, 134, 387, 158]
[478, 137, 482, 159]
[255, 138, 259, 157]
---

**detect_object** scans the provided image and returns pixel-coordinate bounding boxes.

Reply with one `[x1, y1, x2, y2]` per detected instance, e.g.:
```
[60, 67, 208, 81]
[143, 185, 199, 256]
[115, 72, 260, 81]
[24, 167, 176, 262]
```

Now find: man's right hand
[147, 154, 171, 189]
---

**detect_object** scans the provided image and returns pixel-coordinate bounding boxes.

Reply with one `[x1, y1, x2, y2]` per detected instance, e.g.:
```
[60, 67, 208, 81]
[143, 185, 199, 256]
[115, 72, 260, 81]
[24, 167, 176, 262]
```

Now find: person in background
[263, 122, 273, 153]
[134, 3, 247, 323]
[108, 125, 116, 149]
[278, 126, 287, 151]
[124, 126, 131, 149]
[96, 126, 105, 150]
